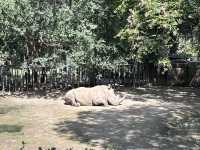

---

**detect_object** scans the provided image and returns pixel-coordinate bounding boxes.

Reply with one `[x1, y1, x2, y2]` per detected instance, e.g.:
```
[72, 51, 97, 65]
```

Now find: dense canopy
[0, 0, 200, 69]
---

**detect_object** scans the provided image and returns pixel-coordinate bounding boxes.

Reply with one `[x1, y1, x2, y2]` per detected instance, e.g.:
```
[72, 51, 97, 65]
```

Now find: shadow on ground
[0, 89, 67, 100]
[123, 86, 200, 104]
[0, 124, 23, 133]
[0, 106, 19, 114]
[55, 86, 200, 150]
[55, 106, 200, 150]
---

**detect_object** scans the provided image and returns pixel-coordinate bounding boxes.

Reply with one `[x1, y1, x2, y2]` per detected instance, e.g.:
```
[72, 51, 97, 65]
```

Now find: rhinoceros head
[106, 86, 126, 105]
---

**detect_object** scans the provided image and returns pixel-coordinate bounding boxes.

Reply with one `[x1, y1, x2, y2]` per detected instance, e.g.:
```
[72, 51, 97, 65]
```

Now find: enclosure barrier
[0, 62, 154, 92]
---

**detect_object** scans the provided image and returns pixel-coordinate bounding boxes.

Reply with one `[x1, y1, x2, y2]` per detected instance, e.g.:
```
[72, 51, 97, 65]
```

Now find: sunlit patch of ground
[0, 86, 200, 149]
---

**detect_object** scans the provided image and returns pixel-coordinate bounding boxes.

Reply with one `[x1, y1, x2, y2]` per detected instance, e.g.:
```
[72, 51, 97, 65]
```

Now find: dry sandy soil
[0, 86, 200, 150]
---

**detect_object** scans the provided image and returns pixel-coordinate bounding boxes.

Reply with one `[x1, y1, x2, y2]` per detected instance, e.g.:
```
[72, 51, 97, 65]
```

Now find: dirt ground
[0, 86, 200, 150]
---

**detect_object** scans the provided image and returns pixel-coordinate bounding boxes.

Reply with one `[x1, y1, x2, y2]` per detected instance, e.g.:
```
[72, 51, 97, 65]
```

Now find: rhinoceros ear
[108, 84, 112, 89]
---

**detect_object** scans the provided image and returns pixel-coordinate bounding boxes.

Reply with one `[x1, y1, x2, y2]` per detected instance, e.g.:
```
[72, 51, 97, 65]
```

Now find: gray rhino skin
[63, 85, 125, 106]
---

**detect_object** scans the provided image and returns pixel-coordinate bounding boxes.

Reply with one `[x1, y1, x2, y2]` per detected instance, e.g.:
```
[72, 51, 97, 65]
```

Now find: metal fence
[0, 62, 154, 92]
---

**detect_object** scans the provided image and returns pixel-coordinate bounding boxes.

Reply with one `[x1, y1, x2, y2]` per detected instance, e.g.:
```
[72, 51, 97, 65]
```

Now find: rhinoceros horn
[108, 94, 126, 106]
[116, 94, 126, 104]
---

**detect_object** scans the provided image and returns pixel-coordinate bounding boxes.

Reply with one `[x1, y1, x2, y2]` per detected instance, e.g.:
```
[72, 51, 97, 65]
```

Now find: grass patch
[0, 106, 18, 114]
[0, 124, 23, 133]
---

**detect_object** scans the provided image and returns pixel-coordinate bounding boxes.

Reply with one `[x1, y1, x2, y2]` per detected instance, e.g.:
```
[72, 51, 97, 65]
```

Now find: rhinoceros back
[90, 85, 109, 106]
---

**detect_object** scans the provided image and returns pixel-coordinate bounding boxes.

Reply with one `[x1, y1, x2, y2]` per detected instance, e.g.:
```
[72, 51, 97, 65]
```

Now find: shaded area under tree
[54, 86, 200, 150]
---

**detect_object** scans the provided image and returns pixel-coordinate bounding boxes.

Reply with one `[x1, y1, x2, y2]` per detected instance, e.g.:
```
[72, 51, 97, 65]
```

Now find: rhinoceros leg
[64, 97, 80, 107]
[72, 101, 80, 107]
[64, 90, 81, 107]
[64, 97, 72, 105]
[92, 97, 108, 106]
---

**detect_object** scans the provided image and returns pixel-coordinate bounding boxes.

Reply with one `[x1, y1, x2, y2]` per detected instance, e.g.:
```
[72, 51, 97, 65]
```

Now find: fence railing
[0, 63, 154, 92]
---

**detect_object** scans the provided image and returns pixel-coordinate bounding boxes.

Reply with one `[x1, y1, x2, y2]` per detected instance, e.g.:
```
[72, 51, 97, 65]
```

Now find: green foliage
[1, 0, 200, 69]
[117, 0, 184, 63]
[0, 124, 23, 133]
[0, 0, 120, 69]
[115, 0, 200, 63]
[158, 58, 172, 68]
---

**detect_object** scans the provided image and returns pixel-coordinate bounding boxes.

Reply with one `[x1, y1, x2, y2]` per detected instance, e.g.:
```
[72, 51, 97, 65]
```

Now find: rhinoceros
[63, 85, 125, 106]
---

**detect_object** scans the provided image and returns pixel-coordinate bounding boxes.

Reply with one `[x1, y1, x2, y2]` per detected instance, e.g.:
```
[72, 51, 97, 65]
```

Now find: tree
[2, 0, 200, 69]
[0, 0, 123, 70]
[116, 0, 184, 64]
